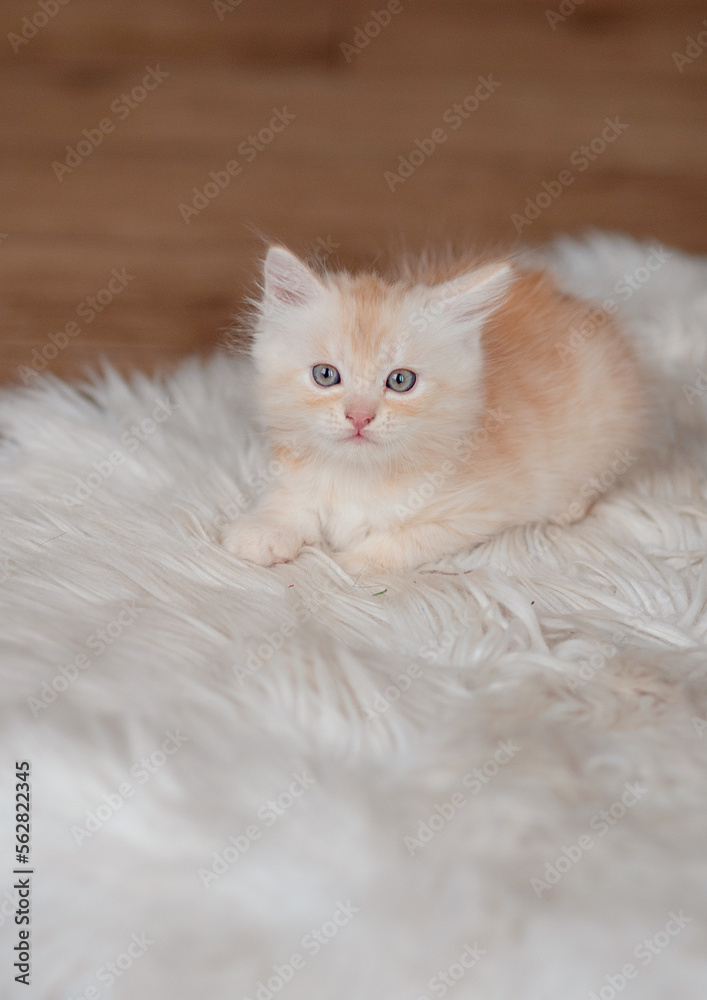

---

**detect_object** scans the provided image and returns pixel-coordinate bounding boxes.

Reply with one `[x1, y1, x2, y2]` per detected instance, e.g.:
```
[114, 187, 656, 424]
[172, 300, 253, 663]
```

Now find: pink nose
[346, 410, 375, 433]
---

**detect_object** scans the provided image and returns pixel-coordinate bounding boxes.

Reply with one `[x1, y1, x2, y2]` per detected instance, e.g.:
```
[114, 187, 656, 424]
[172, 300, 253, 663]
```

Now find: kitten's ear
[263, 246, 325, 308]
[434, 262, 514, 324]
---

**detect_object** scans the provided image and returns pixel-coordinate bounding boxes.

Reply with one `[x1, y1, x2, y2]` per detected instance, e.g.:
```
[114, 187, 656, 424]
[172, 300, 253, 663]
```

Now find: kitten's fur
[222, 246, 644, 575]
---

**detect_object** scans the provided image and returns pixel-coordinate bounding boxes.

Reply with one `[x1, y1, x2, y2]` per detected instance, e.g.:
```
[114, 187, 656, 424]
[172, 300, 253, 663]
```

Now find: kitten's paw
[221, 518, 303, 566]
[332, 549, 383, 581]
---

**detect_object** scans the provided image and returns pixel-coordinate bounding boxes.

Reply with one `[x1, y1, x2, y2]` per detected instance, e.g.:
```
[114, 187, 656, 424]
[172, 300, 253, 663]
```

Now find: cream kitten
[221, 245, 644, 576]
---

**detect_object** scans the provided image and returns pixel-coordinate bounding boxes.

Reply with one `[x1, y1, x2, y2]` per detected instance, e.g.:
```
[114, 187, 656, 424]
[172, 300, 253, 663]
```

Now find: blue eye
[312, 364, 341, 386]
[386, 369, 416, 392]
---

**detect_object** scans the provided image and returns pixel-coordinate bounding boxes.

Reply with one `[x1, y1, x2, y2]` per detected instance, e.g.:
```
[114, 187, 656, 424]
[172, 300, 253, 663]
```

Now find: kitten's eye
[312, 364, 341, 387]
[386, 369, 416, 392]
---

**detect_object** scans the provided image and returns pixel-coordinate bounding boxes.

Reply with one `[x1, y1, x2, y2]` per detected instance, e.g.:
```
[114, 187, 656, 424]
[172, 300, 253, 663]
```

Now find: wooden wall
[1, 0, 705, 383]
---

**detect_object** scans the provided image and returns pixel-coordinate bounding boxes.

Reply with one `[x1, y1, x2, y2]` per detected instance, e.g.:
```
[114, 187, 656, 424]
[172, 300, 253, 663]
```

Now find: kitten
[221, 245, 644, 576]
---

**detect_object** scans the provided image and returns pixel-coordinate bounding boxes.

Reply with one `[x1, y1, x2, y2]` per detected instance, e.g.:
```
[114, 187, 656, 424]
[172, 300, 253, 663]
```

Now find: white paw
[221, 517, 303, 566]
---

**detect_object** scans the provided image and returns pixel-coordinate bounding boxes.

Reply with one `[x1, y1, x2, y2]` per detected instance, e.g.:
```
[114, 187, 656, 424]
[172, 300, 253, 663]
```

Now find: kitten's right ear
[435, 262, 514, 324]
[263, 247, 325, 308]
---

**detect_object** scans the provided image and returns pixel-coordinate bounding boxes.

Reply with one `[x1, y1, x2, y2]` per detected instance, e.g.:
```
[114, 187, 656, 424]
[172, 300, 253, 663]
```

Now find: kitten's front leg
[333, 521, 469, 578]
[221, 503, 320, 567]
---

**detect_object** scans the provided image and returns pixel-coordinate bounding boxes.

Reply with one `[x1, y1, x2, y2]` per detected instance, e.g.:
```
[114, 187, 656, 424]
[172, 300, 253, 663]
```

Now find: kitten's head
[249, 246, 513, 472]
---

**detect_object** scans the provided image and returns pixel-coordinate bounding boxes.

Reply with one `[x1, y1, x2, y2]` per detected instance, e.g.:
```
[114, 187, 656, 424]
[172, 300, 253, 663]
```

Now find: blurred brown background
[1, 0, 705, 385]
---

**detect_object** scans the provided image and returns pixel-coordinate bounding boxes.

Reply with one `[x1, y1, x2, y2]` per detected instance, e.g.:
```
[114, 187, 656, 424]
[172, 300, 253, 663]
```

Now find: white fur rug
[2, 233, 707, 1000]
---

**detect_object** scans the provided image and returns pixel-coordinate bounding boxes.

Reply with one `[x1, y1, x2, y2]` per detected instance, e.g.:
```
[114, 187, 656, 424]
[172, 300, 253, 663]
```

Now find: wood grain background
[1, 0, 705, 384]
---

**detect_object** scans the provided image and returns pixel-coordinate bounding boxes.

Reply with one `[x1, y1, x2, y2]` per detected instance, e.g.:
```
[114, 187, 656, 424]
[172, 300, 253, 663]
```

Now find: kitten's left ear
[435, 262, 514, 324]
[263, 246, 325, 308]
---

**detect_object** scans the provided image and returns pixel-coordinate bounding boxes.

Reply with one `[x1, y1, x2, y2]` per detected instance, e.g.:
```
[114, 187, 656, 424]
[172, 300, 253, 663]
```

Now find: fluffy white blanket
[1, 233, 706, 1000]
